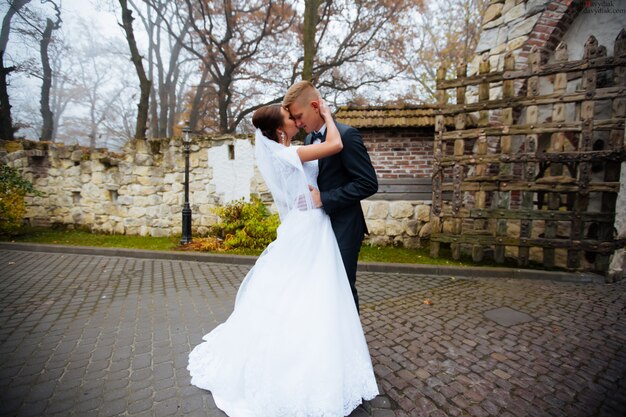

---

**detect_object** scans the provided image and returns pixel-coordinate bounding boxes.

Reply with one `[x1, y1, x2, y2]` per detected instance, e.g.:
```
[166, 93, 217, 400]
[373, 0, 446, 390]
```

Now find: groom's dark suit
[305, 121, 378, 311]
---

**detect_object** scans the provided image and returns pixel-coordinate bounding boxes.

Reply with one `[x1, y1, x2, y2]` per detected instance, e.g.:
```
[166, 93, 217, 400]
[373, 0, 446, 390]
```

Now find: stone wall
[361, 200, 432, 247]
[1, 137, 233, 237]
[1, 137, 434, 248]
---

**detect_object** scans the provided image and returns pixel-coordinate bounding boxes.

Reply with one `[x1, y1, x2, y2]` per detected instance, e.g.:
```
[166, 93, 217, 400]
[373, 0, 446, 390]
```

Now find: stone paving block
[130, 386, 153, 402]
[185, 410, 217, 417]
[154, 362, 175, 381]
[126, 410, 156, 417]
[103, 386, 128, 403]
[0, 397, 22, 415]
[154, 397, 180, 417]
[349, 406, 370, 417]
[97, 398, 128, 417]
[1, 249, 626, 417]
[370, 409, 395, 417]
[128, 396, 155, 415]
[18, 400, 47, 417]
[154, 386, 177, 402]
[74, 395, 104, 414]
[181, 393, 204, 413]
[154, 374, 176, 391]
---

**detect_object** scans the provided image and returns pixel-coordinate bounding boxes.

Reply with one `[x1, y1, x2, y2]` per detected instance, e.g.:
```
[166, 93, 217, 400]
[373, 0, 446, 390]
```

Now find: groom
[282, 81, 378, 312]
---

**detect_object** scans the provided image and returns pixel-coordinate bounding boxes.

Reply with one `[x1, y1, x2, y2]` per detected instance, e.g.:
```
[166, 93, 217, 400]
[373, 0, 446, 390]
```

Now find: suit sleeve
[319, 127, 378, 214]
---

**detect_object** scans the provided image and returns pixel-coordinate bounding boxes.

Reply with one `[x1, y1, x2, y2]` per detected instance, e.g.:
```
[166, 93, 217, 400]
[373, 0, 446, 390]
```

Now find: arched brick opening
[519, 1, 584, 64]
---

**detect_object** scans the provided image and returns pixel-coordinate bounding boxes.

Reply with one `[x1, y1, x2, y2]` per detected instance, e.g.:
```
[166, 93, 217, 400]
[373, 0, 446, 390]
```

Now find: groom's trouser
[339, 241, 363, 313]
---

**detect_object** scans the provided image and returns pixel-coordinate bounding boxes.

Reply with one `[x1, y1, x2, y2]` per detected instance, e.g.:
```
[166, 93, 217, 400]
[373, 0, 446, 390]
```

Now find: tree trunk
[149, 84, 158, 137]
[146, 4, 158, 138]
[302, 0, 322, 81]
[40, 18, 54, 141]
[158, 83, 168, 138]
[189, 66, 209, 132]
[165, 19, 190, 137]
[0, 51, 15, 140]
[0, 0, 32, 140]
[154, 20, 167, 138]
[119, 0, 151, 140]
[168, 68, 182, 137]
[218, 90, 228, 133]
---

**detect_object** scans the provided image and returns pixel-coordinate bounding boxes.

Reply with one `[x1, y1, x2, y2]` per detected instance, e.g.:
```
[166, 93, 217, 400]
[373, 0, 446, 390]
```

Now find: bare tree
[297, 0, 423, 102]
[398, 0, 488, 103]
[3, 0, 63, 141]
[0, 0, 31, 140]
[118, 0, 151, 139]
[77, 52, 121, 148]
[191, 0, 423, 131]
[38, 0, 61, 141]
[3, 0, 483, 141]
[149, 0, 437, 132]
[102, 78, 138, 147]
[48, 38, 79, 142]
[57, 18, 133, 149]
[129, 0, 192, 138]
[187, 65, 210, 132]
[150, 0, 297, 133]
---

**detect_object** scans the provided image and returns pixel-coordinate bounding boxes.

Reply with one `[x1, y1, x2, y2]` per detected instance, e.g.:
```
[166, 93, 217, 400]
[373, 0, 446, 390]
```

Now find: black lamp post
[180, 125, 193, 245]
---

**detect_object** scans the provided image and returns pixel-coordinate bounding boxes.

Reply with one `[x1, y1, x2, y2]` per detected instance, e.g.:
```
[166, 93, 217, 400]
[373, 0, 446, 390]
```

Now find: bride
[187, 98, 379, 417]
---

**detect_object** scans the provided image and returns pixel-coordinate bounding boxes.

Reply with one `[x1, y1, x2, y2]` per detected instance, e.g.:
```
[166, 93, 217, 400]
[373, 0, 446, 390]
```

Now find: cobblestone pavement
[0, 248, 625, 417]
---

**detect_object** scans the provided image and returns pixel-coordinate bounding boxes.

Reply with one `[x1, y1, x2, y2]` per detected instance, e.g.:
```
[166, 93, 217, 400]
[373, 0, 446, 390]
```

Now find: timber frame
[431, 30, 626, 274]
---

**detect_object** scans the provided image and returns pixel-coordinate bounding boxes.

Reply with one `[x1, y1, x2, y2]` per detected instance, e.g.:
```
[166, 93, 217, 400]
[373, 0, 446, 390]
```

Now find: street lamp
[180, 125, 193, 245]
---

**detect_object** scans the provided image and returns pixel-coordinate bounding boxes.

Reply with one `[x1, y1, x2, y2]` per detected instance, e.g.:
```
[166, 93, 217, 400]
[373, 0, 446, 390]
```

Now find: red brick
[542, 11, 565, 21]
[532, 24, 555, 34]
[526, 39, 546, 47]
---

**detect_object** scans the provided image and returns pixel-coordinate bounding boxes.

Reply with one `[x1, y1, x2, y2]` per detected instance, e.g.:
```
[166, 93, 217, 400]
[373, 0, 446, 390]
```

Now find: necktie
[311, 131, 324, 143]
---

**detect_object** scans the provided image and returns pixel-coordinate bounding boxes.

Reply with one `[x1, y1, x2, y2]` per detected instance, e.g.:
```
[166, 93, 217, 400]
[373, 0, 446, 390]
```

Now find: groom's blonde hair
[282, 80, 319, 109]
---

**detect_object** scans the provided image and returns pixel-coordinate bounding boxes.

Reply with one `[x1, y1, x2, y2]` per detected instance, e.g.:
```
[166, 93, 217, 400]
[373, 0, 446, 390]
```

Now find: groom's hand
[308, 185, 323, 208]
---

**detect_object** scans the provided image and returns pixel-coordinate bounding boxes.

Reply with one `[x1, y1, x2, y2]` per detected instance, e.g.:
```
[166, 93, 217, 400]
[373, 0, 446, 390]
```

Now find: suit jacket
[305, 121, 378, 249]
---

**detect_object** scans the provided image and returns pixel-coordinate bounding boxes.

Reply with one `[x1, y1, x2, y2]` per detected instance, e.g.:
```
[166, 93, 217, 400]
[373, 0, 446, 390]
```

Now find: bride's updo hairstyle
[252, 104, 283, 143]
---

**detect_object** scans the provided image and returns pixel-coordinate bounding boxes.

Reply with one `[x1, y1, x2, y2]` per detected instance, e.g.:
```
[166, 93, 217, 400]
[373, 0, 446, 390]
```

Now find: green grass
[1, 227, 481, 267]
[2, 227, 180, 251]
[2, 227, 573, 272]
[358, 244, 467, 266]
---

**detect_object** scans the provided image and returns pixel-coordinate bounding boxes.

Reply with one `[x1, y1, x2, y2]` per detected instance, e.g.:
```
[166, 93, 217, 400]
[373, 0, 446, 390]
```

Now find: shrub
[0, 165, 43, 234]
[184, 236, 224, 252]
[185, 196, 279, 252]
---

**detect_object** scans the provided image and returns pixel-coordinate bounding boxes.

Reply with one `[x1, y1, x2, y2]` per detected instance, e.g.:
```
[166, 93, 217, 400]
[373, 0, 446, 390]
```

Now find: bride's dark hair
[252, 104, 283, 143]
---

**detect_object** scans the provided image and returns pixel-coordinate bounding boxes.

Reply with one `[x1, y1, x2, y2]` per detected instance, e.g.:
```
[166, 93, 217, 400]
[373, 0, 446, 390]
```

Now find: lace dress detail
[187, 133, 378, 417]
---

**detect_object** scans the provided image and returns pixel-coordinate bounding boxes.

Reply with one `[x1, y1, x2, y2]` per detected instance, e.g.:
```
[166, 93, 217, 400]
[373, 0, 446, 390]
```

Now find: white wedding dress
[187, 131, 379, 417]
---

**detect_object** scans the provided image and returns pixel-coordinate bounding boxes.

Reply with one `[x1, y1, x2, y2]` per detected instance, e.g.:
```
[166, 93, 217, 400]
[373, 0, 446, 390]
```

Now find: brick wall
[518, 1, 581, 66]
[361, 127, 435, 179]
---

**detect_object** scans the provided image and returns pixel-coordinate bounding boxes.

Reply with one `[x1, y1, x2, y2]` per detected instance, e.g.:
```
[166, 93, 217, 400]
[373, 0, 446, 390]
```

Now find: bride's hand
[318, 96, 332, 120]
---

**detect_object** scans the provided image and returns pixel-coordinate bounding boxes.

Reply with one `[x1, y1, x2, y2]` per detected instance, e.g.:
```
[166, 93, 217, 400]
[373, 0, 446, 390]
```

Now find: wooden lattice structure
[431, 31, 626, 273]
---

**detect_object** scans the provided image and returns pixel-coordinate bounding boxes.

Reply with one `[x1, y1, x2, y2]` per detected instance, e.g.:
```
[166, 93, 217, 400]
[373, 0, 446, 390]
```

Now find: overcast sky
[61, 0, 138, 46]
[3, 0, 149, 143]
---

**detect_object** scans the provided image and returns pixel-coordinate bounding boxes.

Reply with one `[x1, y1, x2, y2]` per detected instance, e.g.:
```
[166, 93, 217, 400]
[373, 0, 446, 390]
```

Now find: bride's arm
[296, 98, 342, 162]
